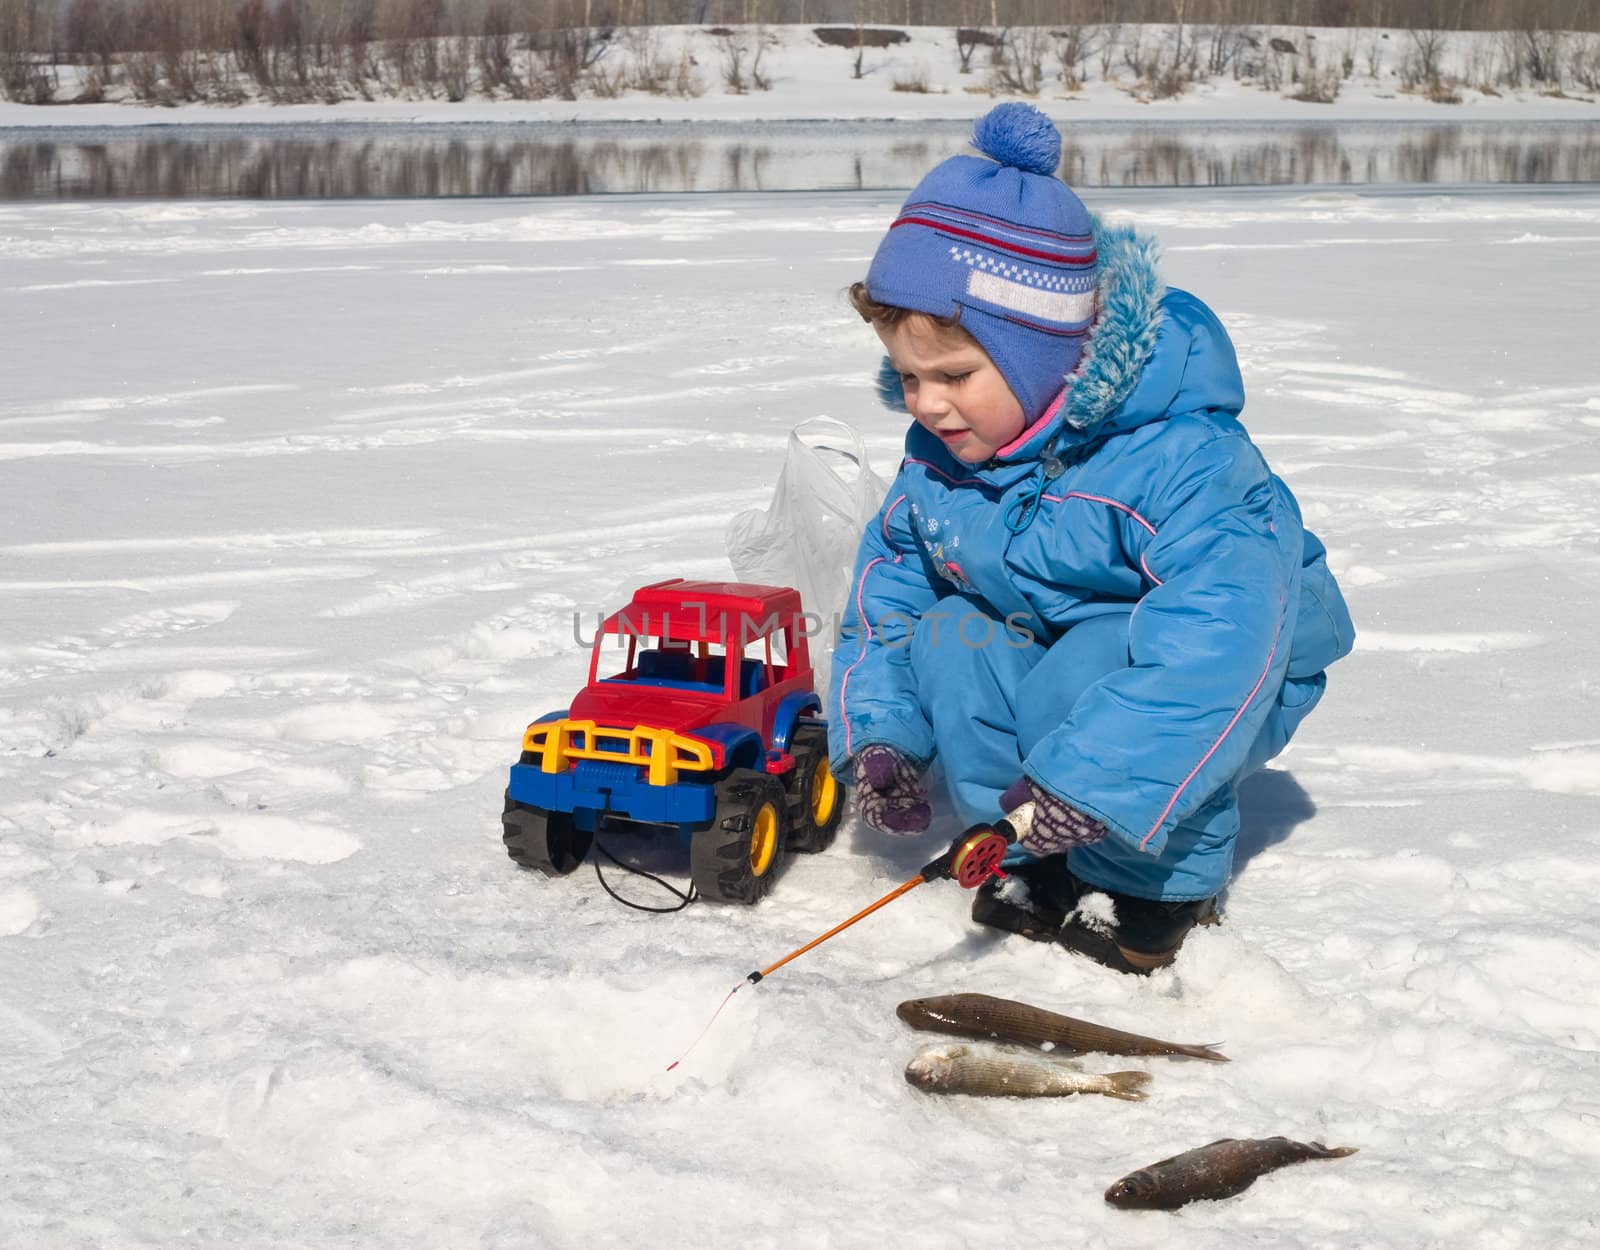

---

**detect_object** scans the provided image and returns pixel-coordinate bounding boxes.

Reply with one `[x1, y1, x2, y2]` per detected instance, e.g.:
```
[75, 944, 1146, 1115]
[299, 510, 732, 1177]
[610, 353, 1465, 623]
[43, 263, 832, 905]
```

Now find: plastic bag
[726, 417, 891, 690]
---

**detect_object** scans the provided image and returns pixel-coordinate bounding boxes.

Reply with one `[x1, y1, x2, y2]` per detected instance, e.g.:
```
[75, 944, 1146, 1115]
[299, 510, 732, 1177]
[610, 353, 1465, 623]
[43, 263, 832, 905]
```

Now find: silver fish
[905, 1044, 1151, 1101]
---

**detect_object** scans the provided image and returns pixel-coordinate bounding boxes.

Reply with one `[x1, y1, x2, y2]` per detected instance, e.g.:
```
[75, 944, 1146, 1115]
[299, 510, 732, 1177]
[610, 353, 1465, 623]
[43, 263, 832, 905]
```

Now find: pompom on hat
[866, 104, 1098, 424]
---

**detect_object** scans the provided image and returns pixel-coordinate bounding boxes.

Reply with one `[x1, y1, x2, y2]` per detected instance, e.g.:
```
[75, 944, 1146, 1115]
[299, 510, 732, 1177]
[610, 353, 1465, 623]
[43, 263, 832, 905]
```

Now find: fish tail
[1310, 1143, 1360, 1158]
[1101, 1071, 1153, 1102]
[1174, 1041, 1230, 1062]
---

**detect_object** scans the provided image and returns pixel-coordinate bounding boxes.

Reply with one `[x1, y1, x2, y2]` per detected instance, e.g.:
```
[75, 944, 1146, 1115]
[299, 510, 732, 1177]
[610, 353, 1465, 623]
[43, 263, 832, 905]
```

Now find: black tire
[785, 723, 843, 854]
[691, 770, 788, 904]
[502, 793, 592, 876]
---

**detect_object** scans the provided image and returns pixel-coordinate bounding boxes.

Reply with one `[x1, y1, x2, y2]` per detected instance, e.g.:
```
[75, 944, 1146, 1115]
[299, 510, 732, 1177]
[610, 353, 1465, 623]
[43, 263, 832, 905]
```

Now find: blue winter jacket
[828, 219, 1354, 894]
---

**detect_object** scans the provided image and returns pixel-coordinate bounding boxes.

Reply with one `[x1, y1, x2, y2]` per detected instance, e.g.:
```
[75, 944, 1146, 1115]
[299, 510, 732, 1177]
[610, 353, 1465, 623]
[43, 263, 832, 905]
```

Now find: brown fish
[896, 993, 1228, 1062]
[905, 1044, 1151, 1101]
[1104, 1137, 1358, 1209]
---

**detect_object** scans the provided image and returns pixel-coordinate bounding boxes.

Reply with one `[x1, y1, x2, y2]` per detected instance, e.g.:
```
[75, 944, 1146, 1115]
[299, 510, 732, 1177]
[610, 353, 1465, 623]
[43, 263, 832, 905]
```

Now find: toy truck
[502, 579, 843, 904]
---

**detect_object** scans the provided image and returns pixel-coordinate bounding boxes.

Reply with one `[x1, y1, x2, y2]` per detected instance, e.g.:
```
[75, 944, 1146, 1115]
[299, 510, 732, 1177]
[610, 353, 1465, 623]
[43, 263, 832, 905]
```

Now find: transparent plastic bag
[726, 417, 891, 689]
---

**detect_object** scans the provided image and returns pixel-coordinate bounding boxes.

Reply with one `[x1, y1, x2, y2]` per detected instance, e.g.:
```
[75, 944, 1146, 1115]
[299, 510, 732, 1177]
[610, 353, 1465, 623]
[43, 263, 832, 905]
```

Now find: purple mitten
[1000, 777, 1108, 855]
[852, 745, 931, 835]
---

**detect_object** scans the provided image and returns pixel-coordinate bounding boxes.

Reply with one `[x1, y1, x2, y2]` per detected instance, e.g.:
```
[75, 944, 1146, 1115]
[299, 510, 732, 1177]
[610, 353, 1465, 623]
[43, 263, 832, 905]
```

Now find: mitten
[999, 777, 1107, 856]
[852, 745, 931, 835]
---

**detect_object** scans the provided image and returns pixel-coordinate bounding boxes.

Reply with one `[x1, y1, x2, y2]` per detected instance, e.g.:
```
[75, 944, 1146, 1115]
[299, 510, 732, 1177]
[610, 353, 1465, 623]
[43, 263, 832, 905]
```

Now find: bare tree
[64, 0, 121, 69]
[954, 26, 984, 74]
[440, 33, 472, 99]
[1202, 21, 1246, 79]
[233, 0, 269, 87]
[476, 1, 521, 95]
[1401, 27, 1447, 90]
[0, 0, 57, 102]
[717, 26, 769, 91]
[1516, 26, 1566, 87]
[1291, 32, 1341, 101]
[1052, 23, 1093, 90]
[1571, 33, 1600, 92]
[992, 24, 1046, 94]
[1098, 21, 1121, 78]
[65, 0, 125, 97]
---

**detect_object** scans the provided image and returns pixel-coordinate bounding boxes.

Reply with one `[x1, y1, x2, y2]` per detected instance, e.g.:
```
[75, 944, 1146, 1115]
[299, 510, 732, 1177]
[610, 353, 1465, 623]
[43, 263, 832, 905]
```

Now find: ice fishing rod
[666, 804, 1031, 1072]
[745, 803, 1030, 984]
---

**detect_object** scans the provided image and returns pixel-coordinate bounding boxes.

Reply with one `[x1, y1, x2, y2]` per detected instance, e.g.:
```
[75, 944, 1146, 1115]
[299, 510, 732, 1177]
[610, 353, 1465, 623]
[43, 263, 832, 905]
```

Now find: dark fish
[896, 993, 1228, 1063]
[1104, 1137, 1358, 1210]
[905, 1044, 1151, 1101]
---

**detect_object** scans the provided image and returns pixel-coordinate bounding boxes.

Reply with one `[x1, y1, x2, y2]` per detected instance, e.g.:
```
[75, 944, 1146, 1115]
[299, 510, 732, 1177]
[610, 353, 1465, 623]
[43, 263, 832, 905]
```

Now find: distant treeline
[4, 1, 1599, 59]
[2, 0, 1596, 107]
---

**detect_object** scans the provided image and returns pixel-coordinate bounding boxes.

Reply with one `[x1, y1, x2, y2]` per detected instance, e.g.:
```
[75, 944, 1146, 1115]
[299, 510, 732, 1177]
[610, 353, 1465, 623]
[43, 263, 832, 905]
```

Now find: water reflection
[2, 120, 1597, 200]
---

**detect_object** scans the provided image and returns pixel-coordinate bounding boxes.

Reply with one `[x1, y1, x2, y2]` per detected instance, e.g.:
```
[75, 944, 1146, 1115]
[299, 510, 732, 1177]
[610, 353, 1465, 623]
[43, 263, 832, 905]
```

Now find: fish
[896, 993, 1228, 1063]
[904, 1043, 1152, 1101]
[1104, 1137, 1358, 1209]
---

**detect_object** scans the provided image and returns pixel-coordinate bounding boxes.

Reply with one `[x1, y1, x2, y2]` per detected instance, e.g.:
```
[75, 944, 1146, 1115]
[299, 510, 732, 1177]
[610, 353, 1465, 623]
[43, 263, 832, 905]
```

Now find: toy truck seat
[636, 648, 694, 684]
[699, 655, 768, 697]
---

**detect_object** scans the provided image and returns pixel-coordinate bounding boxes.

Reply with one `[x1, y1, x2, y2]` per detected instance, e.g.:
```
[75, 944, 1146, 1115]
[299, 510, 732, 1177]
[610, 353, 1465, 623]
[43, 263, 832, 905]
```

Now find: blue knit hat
[866, 104, 1098, 423]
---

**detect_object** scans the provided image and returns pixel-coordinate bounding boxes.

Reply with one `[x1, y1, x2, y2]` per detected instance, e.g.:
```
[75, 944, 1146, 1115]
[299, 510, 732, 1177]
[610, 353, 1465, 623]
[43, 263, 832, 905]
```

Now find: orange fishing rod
[666, 807, 1030, 1072]
[746, 813, 1023, 983]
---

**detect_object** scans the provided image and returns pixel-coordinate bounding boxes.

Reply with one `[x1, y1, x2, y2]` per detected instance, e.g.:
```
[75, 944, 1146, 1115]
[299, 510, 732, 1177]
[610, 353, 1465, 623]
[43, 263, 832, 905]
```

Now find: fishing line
[665, 981, 743, 1072]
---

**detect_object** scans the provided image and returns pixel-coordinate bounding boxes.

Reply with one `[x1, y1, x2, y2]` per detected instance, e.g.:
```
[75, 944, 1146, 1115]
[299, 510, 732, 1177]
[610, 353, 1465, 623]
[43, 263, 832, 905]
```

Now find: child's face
[876, 317, 1026, 464]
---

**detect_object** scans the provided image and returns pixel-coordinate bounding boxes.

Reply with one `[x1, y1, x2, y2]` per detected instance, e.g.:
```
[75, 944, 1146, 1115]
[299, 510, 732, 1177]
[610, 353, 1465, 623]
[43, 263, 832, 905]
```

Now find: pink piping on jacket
[839, 548, 898, 759]
[1138, 610, 1285, 851]
[1043, 490, 1158, 534]
[1042, 491, 1164, 586]
[881, 493, 909, 543]
[841, 491, 911, 756]
[902, 457, 987, 488]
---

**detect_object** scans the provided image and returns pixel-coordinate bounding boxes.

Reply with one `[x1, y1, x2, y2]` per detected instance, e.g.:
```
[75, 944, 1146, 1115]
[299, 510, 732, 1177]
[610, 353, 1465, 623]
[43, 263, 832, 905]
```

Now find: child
[827, 104, 1354, 974]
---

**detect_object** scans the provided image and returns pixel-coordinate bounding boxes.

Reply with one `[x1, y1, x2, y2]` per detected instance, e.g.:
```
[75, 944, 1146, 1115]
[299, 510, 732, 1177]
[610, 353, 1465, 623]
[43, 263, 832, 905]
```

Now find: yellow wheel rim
[809, 760, 838, 826]
[749, 803, 779, 877]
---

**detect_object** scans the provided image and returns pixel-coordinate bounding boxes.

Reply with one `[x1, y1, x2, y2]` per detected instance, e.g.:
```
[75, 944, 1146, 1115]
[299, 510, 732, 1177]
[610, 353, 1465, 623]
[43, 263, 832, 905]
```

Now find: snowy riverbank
[2, 23, 1599, 128]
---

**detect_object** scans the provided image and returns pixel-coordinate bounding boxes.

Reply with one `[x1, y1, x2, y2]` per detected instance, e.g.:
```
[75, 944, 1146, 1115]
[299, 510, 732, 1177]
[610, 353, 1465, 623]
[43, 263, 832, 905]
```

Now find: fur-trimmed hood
[1059, 215, 1167, 434]
[875, 215, 1245, 471]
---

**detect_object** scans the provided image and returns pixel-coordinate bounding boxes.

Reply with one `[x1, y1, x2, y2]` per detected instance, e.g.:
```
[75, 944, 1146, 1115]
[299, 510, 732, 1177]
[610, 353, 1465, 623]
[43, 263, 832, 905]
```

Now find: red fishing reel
[920, 803, 1032, 889]
[947, 830, 1011, 889]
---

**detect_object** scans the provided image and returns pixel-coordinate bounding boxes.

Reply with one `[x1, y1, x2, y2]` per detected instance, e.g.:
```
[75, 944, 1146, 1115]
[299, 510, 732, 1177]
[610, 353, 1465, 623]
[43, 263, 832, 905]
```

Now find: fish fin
[1311, 1143, 1360, 1158]
[1175, 1041, 1230, 1062]
[1101, 1071, 1153, 1102]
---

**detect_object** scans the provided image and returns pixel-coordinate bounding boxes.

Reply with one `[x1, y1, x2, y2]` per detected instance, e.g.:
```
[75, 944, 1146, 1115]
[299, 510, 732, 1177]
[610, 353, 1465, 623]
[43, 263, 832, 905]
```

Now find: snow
[3, 185, 1600, 1247]
[1, 24, 1597, 127]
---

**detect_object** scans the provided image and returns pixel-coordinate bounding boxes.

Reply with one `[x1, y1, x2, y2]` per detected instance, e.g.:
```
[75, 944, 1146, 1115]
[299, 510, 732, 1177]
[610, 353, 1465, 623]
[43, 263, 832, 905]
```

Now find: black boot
[1057, 889, 1220, 975]
[970, 854, 1080, 942]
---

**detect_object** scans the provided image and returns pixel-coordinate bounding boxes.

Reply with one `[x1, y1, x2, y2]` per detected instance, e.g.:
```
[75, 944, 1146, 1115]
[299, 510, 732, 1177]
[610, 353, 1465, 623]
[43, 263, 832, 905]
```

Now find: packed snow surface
[3, 186, 1600, 1248]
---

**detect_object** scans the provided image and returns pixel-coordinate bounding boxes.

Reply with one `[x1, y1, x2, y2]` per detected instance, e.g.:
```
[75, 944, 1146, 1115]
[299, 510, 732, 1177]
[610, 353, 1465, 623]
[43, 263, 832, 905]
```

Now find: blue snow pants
[907, 597, 1323, 902]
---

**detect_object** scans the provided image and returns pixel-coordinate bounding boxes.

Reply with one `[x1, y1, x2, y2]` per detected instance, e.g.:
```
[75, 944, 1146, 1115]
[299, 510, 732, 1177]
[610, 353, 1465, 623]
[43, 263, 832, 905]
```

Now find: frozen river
[3, 118, 1599, 198]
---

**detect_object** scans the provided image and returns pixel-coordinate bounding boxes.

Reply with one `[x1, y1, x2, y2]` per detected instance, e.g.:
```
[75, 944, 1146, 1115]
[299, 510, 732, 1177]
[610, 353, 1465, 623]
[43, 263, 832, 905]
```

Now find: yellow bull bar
[522, 718, 715, 787]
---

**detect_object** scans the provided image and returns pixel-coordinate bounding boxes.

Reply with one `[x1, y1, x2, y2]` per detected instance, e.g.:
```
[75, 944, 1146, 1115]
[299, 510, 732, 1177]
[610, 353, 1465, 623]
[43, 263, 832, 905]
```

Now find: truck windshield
[596, 638, 769, 699]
